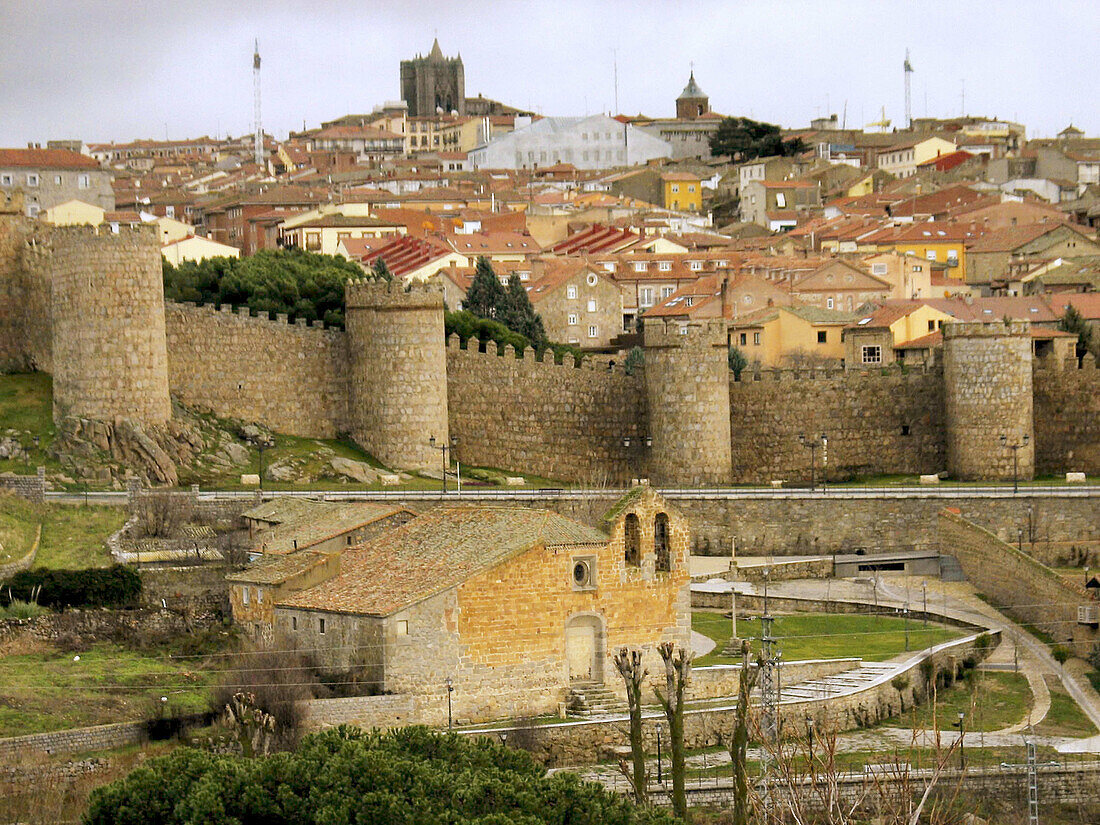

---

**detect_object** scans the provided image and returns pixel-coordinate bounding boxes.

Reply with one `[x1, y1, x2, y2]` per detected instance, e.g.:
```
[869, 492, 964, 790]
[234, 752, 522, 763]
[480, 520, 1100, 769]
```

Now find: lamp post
[429, 435, 458, 496]
[246, 433, 274, 491]
[1000, 433, 1029, 494]
[921, 580, 928, 628]
[904, 602, 910, 651]
[621, 434, 652, 483]
[446, 677, 454, 730]
[656, 723, 663, 783]
[805, 716, 815, 764]
[955, 711, 966, 769]
[798, 433, 828, 491]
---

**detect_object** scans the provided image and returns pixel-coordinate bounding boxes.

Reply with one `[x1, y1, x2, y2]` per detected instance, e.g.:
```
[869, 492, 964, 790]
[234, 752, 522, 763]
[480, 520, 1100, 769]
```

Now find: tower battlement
[344, 276, 444, 311]
[643, 319, 727, 350]
[942, 319, 1030, 339]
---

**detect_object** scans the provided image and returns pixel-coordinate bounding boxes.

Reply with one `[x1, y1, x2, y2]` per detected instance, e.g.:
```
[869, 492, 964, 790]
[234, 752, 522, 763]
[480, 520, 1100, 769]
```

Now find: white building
[469, 115, 671, 171]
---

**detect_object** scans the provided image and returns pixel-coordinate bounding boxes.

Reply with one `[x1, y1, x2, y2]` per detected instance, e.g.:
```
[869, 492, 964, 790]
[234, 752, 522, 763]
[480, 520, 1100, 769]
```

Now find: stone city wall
[45, 225, 171, 426]
[447, 338, 646, 484]
[0, 214, 34, 372]
[939, 510, 1098, 656]
[165, 302, 349, 439]
[1033, 357, 1100, 476]
[728, 364, 946, 485]
[666, 494, 1100, 558]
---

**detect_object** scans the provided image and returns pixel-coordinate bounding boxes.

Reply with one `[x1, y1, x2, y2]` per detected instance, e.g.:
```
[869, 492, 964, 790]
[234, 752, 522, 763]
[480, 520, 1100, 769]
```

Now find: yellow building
[877, 136, 957, 178]
[868, 221, 982, 282]
[730, 304, 856, 367]
[161, 234, 242, 264]
[661, 172, 703, 212]
[41, 199, 105, 226]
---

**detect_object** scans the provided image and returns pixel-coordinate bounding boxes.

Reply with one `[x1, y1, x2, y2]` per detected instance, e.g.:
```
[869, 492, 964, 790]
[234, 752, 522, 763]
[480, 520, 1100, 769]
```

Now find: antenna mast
[253, 40, 263, 168]
[904, 49, 913, 129]
[613, 49, 619, 116]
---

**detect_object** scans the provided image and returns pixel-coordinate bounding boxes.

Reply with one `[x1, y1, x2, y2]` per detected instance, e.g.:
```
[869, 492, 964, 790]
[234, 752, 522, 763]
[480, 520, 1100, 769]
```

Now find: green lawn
[0, 373, 59, 476]
[0, 493, 126, 570]
[693, 610, 964, 667]
[1035, 677, 1099, 737]
[879, 671, 1031, 732]
[0, 642, 218, 737]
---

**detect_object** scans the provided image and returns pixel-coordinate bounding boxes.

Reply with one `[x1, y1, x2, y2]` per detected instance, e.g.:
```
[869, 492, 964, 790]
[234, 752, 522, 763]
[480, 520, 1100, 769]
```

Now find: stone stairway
[779, 662, 897, 702]
[567, 681, 627, 718]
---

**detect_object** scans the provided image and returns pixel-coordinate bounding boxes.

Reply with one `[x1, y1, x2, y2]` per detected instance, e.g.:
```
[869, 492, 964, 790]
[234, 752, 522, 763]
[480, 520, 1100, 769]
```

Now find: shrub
[2, 565, 141, 609]
[0, 598, 48, 619]
[210, 648, 317, 750]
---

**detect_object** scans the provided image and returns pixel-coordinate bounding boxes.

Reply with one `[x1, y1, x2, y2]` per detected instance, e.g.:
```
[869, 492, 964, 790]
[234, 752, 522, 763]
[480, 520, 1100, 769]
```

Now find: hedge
[1, 564, 142, 609]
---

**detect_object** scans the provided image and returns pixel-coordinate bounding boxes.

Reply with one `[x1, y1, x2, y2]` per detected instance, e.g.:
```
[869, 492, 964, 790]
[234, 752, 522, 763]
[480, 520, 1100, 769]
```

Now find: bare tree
[613, 646, 648, 806]
[654, 641, 692, 820]
[223, 691, 276, 757]
[719, 640, 760, 825]
[133, 491, 193, 538]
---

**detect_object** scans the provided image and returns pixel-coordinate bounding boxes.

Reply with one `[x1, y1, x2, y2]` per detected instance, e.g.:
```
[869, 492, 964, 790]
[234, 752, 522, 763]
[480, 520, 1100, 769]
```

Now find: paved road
[43, 484, 1100, 506]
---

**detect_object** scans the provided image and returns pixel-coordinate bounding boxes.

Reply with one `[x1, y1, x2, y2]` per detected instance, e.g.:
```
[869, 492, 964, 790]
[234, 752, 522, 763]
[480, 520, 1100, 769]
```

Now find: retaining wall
[0, 467, 46, 504]
[0, 722, 146, 759]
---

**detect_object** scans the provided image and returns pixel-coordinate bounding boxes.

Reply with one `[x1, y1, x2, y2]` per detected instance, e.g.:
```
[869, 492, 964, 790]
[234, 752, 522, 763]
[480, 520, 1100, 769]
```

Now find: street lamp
[656, 723, 663, 783]
[954, 711, 966, 769]
[246, 433, 274, 491]
[921, 580, 928, 628]
[904, 602, 910, 651]
[805, 716, 815, 764]
[445, 677, 454, 730]
[621, 434, 652, 483]
[429, 434, 458, 496]
[999, 433, 1029, 494]
[798, 433, 828, 491]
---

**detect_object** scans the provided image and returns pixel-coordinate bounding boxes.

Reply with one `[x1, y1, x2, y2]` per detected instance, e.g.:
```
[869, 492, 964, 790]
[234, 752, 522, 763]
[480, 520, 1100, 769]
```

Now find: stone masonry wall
[0, 213, 51, 373]
[728, 364, 945, 485]
[644, 320, 731, 486]
[943, 320, 1034, 480]
[0, 722, 147, 760]
[45, 225, 170, 426]
[345, 279, 449, 472]
[1033, 357, 1100, 476]
[938, 510, 1098, 656]
[447, 339, 646, 484]
[165, 302, 349, 438]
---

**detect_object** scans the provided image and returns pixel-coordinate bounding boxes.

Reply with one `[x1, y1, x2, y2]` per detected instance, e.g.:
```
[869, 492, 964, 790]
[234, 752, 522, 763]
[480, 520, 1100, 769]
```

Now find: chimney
[720, 276, 730, 318]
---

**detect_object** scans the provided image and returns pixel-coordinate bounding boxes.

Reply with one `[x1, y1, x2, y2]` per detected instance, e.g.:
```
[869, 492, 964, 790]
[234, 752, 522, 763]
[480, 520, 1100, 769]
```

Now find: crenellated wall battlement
[345, 276, 443, 310]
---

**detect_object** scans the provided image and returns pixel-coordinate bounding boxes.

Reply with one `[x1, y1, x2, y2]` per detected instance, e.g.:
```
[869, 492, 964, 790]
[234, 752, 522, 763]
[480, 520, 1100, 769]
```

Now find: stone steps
[567, 682, 627, 718]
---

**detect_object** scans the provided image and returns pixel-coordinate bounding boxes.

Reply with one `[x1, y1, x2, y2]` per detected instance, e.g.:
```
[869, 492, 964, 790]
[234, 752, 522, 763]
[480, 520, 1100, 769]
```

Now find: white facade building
[469, 115, 671, 171]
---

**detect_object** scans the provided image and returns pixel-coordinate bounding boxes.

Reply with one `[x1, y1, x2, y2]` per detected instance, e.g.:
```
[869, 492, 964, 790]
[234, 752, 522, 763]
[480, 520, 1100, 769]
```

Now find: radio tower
[904, 49, 914, 129]
[253, 40, 263, 168]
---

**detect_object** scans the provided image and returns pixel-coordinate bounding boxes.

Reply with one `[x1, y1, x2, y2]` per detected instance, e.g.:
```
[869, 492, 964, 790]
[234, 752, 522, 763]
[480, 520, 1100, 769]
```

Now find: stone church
[400, 39, 466, 117]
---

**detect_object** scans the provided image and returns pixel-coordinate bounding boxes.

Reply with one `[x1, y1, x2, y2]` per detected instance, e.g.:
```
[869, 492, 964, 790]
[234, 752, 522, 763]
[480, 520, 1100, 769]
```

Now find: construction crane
[253, 40, 263, 168]
[904, 49, 914, 129]
[866, 106, 891, 132]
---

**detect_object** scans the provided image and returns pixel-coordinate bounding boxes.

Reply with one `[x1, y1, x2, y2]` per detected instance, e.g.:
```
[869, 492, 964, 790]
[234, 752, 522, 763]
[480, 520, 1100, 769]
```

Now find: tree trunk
[613, 647, 648, 806]
[655, 641, 693, 821]
[728, 641, 759, 825]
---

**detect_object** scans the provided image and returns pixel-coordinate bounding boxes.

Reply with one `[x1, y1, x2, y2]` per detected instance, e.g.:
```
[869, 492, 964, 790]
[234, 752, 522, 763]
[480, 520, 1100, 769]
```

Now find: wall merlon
[943, 319, 1030, 339]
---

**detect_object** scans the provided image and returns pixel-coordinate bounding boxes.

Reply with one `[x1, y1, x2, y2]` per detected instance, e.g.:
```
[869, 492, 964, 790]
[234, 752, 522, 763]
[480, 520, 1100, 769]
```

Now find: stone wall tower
[46, 225, 171, 426]
[943, 320, 1034, 481]
[643, 319, 732, 486]
[345, 278, 448, 472]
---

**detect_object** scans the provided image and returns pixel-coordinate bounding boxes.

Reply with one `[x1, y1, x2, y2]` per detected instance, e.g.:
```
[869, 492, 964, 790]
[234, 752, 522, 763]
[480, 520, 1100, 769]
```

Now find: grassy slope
[0, 641, 219, 737]
[0, 493, 125, 570]
[693, 610, 964, 667]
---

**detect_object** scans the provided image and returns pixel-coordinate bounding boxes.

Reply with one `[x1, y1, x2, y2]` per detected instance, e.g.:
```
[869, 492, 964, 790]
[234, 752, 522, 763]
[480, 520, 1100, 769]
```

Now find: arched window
[624, 513, 641, 567]
[654, 513, 671, 572]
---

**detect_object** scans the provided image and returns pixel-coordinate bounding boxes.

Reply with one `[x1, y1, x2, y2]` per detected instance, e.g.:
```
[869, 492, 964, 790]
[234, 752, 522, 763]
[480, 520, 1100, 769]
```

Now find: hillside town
[1, 17, 1100, 825]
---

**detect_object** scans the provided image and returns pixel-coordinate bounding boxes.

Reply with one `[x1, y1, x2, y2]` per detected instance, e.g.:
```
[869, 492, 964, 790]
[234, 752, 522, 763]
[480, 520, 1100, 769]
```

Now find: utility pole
[904, 50, 914, 129]
[759, 568, 778, 821]
[253, 40, 263, 169]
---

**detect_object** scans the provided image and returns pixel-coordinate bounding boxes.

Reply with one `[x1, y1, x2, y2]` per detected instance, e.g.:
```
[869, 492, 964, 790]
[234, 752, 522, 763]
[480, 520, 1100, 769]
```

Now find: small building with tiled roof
[272, 490, 691, 724]
[729, 303, 857, 367]
[965, 222, 1100, 288]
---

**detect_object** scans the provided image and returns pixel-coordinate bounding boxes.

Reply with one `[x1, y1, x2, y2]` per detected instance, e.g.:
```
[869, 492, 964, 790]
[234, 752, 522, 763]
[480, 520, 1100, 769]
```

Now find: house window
[928, 320, 936, 332]
[586, 272, 598, 286]
[256, 588, 262, 603]
[947, 250, 958, 266]
[826, 297, 835, 309]
[661, 286, 675, 298]
[291, 616, 297, 631]
[872, 263, 887, 276]
[305, 232, 321, 251]
[671, 184, 680, 193]
[567, 285, 577, 299]
[775, 193, 786, 208]
[654, 513, 671, 572]
[242, 587, 249, 605]
[26, 174, 38, 187]
[0, 174, 11, 186]
[739, 332, 747, 345]
[587, 299, 597, 312]
[572, 556, 597, 590]
[633, 261, 647, 272]
[624, 513, 641, 567]
[658, 261, 672, 272]
[639, 288, 654, 307]
[567, 313, 578, 325]
[689, 261, 703, 271]
[862, 345, 882, 364]
[319, 618, 326, 634]
[54, 175, 62, 185]
[588, 325, 598, 338]
[926, 250, 937, 261]
[817, 331, 827, 344]
[688, 185, 696, 193]
[396, 620, 409, 636]
[753, 332, 761, 345]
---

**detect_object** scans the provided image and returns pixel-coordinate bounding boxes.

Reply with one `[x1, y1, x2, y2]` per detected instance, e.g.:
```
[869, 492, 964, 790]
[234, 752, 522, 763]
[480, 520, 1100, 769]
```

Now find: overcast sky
[2, 1, 1097, 147]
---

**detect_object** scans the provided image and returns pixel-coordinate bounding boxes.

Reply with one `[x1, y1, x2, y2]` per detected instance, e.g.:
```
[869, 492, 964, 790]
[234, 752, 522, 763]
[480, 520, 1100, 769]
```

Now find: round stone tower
[942, 320, 1034, 481]
[48, 225, 171, 426]
[344, 278, 448, 472]
[643, 319, 732, 487]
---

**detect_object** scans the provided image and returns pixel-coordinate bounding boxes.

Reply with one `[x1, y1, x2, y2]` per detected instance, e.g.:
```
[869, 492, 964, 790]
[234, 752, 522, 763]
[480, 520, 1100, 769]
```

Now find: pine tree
[1058, 303, 1096, 361]
[503, 274, 546, 345]
[464, 256, 507, 320]
[371, 257, 394, 282]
